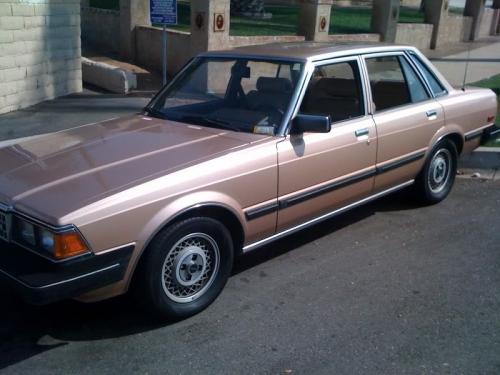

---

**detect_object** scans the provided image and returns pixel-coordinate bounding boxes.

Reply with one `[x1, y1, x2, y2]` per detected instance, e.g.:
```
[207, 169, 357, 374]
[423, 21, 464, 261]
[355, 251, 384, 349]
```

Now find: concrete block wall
[136, 27, 192, 77]
[81, 6, 120, 54]
[396, 23, 433, 50]
[436, 15, 473, 46]
[479, 7, 495, 37]
[0, 0, 82, 114]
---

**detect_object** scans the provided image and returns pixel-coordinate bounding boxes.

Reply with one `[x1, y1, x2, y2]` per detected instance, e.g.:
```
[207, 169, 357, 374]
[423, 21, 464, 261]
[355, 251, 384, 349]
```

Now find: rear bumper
[480, 124, 500, 145]
[0, 240, 134, 305]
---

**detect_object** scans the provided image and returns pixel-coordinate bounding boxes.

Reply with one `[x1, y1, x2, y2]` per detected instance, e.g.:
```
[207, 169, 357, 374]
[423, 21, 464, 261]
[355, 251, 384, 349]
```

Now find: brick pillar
[371, 0, 400, 42]
[190, 0, 230, 56]
[120, 0, 150, 62]
[464, 0, 486, 40]
[298, 0, 333, 42]
[424, 0, 448, 49]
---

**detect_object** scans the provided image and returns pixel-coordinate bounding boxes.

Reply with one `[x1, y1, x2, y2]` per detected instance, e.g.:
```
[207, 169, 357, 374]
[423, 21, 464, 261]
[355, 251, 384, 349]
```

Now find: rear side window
[365, 55, 430, 112]
[408, 52, 447, 97]
[399, 57, 429, 103]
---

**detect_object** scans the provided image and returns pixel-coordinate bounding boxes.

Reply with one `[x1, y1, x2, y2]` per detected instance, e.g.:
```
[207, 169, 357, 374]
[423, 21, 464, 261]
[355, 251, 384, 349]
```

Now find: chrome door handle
[426, 110, 438, 119]
[355, 128, 369, 137]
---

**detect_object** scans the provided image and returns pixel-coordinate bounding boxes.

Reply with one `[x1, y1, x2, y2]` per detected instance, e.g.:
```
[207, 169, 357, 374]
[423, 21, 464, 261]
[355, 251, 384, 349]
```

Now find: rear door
[362, 52, 445, 192]
[276, 57, 377, 232]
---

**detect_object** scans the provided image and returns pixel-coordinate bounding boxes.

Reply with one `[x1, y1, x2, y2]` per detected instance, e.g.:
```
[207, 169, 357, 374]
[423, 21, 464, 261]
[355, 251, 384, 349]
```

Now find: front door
[276, 57, 377, 232]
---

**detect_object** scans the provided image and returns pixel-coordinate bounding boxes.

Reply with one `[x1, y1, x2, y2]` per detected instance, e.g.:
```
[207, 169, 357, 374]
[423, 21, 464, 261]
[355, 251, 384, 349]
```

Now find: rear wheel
[136, 217, 233, 320]
[413, 139, 457, 204]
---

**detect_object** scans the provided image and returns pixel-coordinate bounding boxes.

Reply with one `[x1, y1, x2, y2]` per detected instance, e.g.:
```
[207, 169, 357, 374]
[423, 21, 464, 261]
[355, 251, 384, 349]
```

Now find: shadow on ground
[0, 189, 418, 369]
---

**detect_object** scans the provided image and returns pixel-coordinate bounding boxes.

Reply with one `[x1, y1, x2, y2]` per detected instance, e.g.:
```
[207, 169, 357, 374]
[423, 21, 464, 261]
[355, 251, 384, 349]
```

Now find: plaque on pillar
[319, 15, 327, 32]
[214, 13, 226, 32]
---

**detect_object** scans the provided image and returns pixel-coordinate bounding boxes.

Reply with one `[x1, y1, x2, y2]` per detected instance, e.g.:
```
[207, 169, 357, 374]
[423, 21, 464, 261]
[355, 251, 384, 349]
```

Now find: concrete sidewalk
[0, 88, 150, 142]
[429, 36, 500, 86]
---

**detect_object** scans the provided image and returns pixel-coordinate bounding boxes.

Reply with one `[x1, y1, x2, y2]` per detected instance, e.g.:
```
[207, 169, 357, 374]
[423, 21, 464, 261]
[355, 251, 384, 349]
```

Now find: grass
[472, 74, 500, 147]
[88, 1, 426, 35]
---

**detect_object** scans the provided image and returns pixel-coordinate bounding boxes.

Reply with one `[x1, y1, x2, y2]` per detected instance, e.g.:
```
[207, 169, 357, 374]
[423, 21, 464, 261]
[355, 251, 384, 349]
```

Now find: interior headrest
[256, 77, 292, 93]
[314, 78, 358, 97]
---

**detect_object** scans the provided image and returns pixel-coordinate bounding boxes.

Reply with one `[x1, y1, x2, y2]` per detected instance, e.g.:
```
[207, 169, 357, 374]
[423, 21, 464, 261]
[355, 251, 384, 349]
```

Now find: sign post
[150, 0, 178, 86]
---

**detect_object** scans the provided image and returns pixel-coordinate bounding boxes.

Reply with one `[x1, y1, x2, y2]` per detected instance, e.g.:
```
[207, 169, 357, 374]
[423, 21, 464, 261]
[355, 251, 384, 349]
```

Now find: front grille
[0, 210, 9, 242]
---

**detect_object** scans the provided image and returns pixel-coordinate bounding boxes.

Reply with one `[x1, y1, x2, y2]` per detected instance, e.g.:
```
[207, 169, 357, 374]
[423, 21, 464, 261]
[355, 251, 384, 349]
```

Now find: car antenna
[462, 42, 472, 91]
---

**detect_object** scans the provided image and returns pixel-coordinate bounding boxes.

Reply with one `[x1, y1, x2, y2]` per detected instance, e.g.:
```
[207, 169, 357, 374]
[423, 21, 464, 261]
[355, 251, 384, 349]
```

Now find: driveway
[1, 178, 499, 375]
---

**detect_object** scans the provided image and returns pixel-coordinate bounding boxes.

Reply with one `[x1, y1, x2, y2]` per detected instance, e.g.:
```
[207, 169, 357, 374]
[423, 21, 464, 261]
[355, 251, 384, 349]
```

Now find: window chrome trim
[279, 60, 314, 136]
[399, 54, 434, 99]
[405, 50, 449, 98]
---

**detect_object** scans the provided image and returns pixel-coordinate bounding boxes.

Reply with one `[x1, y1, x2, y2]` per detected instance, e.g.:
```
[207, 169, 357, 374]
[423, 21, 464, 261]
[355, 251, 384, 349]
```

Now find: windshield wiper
[144, 107, 168, 119]
[201, 116, 240, 132]
[178, 115, 240, 132]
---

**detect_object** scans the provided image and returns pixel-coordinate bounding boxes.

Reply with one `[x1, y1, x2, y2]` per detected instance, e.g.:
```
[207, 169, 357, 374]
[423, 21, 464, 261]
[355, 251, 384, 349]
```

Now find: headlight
[40, 229, 55, 252]
[13, 217, 89, 260]
[19, 220, 36, 246]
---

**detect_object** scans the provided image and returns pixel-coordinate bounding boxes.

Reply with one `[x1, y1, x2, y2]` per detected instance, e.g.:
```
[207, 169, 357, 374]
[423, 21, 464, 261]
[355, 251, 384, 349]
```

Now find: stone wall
[0, 0, 82, 114]
[400, 0, 420, 7]
[265, 0, 371, 6]
[479, 7, 495, 37]
[81, 6, 120, 54]
[327, 33, 380, 42]
[136, 27, 192, 76]
[135, 26, 306, 76]
[229, 35, 305, 48]
[395, 23, 433, 50]
[436, 15, 472, 45]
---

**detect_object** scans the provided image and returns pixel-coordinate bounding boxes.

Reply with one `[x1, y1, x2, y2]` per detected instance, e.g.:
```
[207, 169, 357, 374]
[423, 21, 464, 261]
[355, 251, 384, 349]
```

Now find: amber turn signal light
[53, 232, 88, 259]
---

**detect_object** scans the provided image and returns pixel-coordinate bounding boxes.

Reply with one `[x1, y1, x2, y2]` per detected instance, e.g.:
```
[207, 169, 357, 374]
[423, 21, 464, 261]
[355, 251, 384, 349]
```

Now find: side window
[408, 52, 447, 97]
[365, 55, 429, 112]
[300, 60, 365, 123]
[399, 56, 430, 103]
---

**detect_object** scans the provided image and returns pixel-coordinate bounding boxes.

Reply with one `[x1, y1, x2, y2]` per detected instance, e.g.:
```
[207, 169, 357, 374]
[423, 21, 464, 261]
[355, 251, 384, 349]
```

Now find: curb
[82, 57, 137, 94]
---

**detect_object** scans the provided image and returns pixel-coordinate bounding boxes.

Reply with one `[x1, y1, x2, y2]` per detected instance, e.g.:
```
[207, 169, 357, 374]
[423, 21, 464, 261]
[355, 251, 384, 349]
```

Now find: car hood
[0, 115, 270, 223]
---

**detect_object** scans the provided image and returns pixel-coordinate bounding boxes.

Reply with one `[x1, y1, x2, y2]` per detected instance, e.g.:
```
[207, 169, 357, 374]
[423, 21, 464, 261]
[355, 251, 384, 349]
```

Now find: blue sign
[150, 0, 177, 25]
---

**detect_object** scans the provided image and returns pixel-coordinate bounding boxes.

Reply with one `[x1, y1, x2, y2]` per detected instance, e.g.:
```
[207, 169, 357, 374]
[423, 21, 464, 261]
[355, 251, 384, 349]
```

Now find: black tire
[136, 217, 234, 320]
[413, 139, 458, 205]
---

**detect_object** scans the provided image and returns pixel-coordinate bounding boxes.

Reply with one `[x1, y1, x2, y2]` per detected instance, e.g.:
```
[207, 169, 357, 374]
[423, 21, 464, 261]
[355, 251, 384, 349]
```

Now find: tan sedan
[0, 43, 497, 319]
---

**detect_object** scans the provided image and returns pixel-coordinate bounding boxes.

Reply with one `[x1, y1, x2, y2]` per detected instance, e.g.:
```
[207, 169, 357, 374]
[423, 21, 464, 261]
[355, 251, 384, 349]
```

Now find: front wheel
[413, 139, 457, 205]
[136, 217, 234, 320]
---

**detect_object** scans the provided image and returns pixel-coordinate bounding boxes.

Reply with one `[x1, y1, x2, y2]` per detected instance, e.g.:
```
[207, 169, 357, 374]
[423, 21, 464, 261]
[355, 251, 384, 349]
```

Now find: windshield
[147, 57, 304, 135]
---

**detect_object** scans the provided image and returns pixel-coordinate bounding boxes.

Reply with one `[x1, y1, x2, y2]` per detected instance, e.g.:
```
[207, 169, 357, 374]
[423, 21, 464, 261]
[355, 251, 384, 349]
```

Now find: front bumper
[0, 240, 134, 305]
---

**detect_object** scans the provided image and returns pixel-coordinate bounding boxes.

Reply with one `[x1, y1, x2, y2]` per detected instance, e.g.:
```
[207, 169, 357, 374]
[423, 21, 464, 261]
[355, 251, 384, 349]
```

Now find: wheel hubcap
[174, 247, 207, 286]
[428, 148, 452, 194]
[161, 233, 220, 303]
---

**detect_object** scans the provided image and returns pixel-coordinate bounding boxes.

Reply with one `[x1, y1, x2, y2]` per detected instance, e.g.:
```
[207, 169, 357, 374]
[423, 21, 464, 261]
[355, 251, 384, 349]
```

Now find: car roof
[201, 42, 415, 62]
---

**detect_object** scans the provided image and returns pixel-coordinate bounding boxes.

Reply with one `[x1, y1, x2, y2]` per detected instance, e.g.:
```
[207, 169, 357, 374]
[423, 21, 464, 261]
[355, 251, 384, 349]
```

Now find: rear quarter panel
[435, 88, 497, 153]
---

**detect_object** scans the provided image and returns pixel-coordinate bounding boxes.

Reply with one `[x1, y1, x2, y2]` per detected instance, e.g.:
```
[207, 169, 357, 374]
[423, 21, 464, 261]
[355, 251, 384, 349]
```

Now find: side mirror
[291, 114, 331, 134]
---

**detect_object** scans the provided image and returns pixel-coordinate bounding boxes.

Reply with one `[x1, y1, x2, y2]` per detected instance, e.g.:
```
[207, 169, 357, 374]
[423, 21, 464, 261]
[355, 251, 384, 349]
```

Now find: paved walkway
[429, 36, 500, 86]
[0, 89, 149, 142]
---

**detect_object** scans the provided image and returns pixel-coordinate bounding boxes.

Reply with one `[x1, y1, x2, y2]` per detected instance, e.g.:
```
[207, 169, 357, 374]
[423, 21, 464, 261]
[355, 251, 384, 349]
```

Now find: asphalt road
[0, 179, 499, 375]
